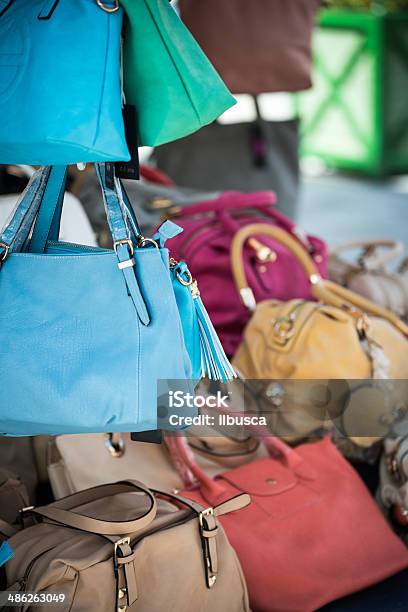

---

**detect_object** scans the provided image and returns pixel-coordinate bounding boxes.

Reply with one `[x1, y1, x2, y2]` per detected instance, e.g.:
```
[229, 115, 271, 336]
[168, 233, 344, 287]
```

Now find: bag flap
[218, 458, 297, 496]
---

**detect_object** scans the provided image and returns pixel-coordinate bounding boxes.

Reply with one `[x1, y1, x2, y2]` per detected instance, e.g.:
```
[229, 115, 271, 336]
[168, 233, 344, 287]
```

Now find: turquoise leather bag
[122, 192, 235, 384]
[0, 0, 129, 164]
[0, 164, 193, 436]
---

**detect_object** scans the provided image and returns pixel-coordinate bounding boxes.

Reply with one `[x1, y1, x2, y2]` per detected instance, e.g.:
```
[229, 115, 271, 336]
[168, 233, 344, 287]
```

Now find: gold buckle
[96, 0, 120, 12]
[199, 507, 214, 528]
[114, 239, 134, 257]
[0, 243, 9, 262]
[114, 536, 131, 563]
[198, 508, 217, 588]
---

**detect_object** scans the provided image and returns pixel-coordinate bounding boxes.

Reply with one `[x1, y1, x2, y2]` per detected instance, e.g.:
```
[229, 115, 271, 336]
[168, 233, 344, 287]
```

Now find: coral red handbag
[167, 192, 327, 354]
[166, 433, 408, 612]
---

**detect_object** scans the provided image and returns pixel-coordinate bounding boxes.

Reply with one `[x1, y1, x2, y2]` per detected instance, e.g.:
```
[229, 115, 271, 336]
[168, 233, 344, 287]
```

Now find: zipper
[18, 547, 55, 591]
[46, 241, 110, 253]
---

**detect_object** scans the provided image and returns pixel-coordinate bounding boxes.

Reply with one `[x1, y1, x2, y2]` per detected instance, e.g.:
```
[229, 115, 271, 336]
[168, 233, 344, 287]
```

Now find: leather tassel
[170, 257, 235, 383]
[193, 289, 236, 382]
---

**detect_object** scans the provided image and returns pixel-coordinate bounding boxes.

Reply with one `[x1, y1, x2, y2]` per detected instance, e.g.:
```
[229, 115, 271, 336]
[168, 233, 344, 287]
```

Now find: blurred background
[1, 0, 407, 254]
[148, 0, 408, 254]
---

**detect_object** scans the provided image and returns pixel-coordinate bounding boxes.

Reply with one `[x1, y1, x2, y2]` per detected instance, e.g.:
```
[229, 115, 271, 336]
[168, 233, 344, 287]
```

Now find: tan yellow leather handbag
[329, 239, 408, 320]
[4, 480, 250, 612]
[232, 224, 408, 444]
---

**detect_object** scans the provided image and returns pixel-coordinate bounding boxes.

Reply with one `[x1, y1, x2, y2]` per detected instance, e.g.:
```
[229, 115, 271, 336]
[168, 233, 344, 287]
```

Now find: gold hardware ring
[0, 243, 9, 262]
[96, 0, 120, 13]
[176, 269, 193, 287]
[138, 237, 159, 250]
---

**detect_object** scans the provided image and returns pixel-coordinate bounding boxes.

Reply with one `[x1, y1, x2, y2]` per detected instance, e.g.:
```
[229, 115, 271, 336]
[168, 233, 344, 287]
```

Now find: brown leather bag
[179, 0, 320, 93]
[5, 480, 250, 611]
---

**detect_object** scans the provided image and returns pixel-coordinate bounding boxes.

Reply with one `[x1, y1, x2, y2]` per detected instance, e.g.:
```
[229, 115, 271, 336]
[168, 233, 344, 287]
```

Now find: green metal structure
[298, 9, 408, 176]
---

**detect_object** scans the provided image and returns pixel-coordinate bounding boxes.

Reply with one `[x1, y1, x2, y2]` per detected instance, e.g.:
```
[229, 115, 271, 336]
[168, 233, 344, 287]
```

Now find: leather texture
[179, 0, 320, 94]
[329, 240, 408, 321]
[121, 0, 236, 146]
[0, 165, 193, 435]
[0, 0, 129, 164]
[232, 224, 408, 444]
[166, 191, 327, 355]
[4, 480, 250, 612]
[47, 431, 265, 499]
[168, 434, 408, 612]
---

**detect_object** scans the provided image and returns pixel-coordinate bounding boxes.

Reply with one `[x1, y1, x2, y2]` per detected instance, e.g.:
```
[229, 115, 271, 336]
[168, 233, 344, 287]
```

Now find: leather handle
[29, 480, 157, 536]
[315, 279, 408, 337]
[28, 166, 68, 253]
[330, 239, 404, 269]
[231, 223, 408, 337]
[0, 167, 50, 252]
[151, 487, 251, 517]
[165, 427, 314, 501]
[230, 223, 319, 310]
[0, 0, 13, 18]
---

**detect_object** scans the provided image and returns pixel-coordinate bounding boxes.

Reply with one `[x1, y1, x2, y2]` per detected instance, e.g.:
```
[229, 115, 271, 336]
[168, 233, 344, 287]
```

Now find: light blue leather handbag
[0, 164, 193, 436]
[0, 0, 129, 164]
[121, 190, 235, 384]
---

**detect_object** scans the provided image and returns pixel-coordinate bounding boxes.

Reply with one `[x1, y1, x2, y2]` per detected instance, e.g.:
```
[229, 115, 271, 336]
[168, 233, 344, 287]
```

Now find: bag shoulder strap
[26, 480, 157, 536]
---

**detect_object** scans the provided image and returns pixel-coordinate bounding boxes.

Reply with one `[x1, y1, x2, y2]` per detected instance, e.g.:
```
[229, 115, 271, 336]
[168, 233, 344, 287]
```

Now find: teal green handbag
[121, 0, 236, 146]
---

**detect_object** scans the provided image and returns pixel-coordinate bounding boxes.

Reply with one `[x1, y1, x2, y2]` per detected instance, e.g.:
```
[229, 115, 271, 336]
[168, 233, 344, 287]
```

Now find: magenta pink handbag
[167, 191, 327, 354]
[167, 433, 408, 612]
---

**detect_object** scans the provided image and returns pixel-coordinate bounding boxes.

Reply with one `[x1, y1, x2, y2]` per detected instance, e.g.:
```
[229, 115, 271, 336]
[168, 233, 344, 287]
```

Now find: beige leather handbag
[232, 224, 408, 444]
[5, 480, 250, 612]
[329, 240, 408, 320]
[48, 431, 262, 499]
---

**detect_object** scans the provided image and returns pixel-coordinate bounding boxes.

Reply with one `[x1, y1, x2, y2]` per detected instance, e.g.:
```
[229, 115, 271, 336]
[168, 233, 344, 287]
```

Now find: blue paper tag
[0, 541, 13, 567]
